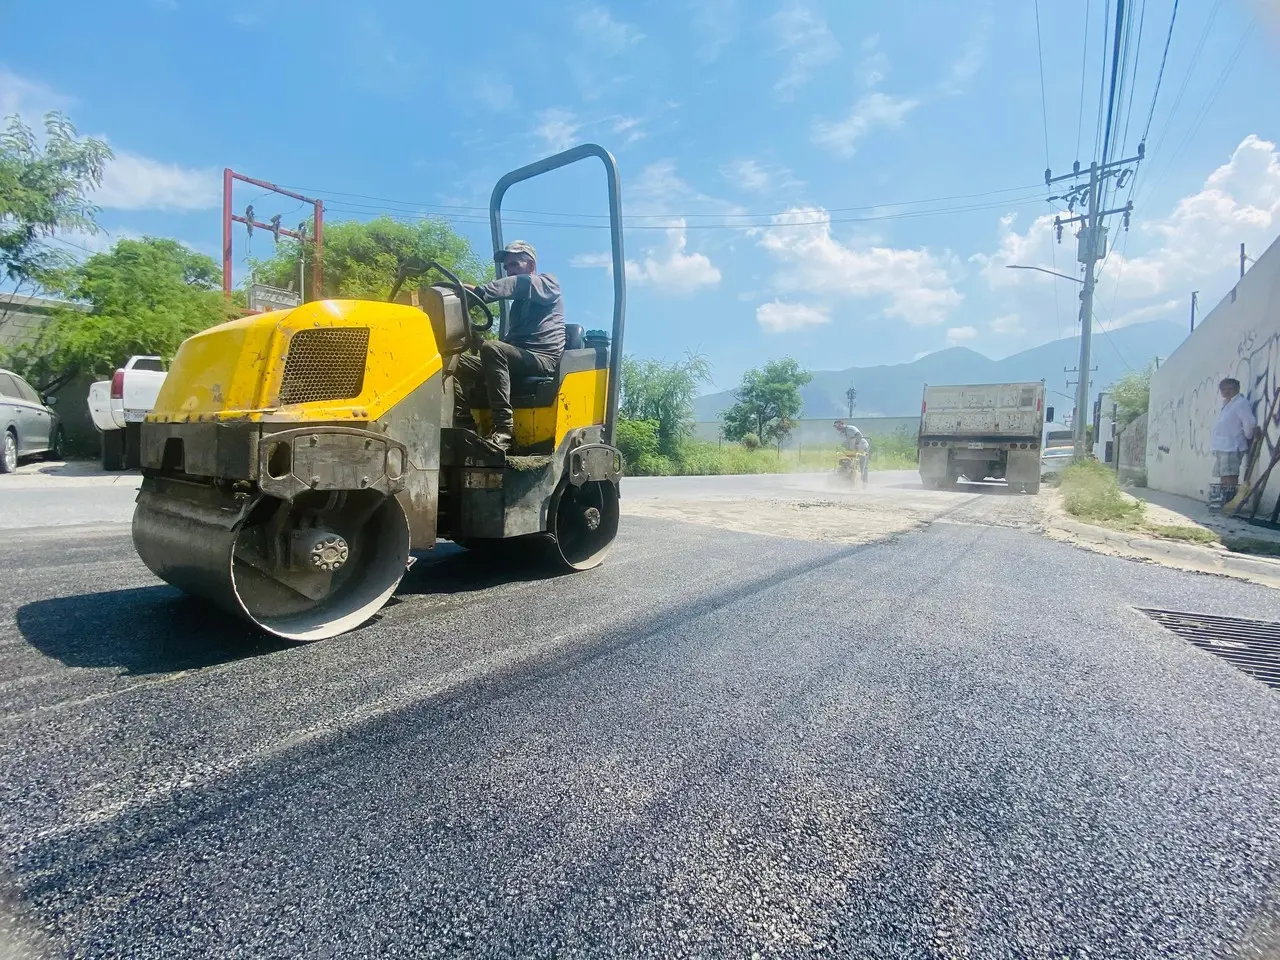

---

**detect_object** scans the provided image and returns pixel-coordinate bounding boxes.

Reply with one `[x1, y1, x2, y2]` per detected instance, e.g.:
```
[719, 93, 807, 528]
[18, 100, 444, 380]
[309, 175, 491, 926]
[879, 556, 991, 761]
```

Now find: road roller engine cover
[131, 145, 627, 641]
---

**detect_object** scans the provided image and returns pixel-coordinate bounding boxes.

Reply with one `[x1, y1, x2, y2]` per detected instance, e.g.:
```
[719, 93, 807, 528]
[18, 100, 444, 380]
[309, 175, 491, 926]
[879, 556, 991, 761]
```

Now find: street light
[1005, 264, 1084, 284]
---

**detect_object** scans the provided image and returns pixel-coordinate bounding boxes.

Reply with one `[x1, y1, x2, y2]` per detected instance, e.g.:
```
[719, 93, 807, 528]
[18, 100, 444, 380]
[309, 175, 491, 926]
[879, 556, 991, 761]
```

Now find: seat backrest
[564, 323, 585, 350]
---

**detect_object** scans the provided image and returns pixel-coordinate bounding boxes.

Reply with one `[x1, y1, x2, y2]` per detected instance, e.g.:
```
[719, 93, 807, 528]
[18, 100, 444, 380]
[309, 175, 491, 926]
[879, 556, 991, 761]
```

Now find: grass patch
[622, 430, 920, 477]
[1060, 459, 1222, 545]
[1060, 459, 1146, 527]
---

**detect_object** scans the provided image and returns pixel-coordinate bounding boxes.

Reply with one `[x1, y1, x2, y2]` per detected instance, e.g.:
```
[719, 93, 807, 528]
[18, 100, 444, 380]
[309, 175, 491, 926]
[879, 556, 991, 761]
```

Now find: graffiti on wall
[1150, 325, 1280, 514]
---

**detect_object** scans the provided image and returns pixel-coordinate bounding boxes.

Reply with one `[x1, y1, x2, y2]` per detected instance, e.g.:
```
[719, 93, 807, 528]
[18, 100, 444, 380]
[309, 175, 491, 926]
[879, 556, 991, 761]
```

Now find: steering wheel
[387, 258, 496, 336]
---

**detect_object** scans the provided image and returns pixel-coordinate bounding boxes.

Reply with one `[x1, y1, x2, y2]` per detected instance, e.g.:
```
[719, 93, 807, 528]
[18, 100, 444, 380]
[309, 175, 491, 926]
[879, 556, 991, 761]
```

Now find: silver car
[0, 368, 62, 473]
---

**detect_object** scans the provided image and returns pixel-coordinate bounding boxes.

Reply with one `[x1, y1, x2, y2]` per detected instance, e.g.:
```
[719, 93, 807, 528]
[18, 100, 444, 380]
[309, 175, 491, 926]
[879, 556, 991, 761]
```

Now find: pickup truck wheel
[1024, 481, 1041, 495]
[1, 429, 16, 474]
[101, 429, 126, 471]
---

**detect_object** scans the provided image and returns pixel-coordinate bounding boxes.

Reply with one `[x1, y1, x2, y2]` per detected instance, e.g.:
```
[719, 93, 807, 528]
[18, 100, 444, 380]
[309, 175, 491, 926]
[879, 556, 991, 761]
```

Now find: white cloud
[858, 34, 889, 88]
[990, 313, 1025, 336]
[939, 13, 991, 95]
[946, 326, 979, 344]
[611, 115, 645, 145]
[692, 0, 739, 61]
[720, 158, 800, 195]
[533, 108, 580, 153]
[473, 74, 515, 111]
[573, 4, 644, 54]
[757, 300, 829, 333]
[631, 159, 748, 221]
[572, 220, 721, 294]
[95, 151, 219, 212]
[812, 92, 918, 158]
[0, 67, 72, 120]
[771, 4, 841, 98]
[758, 207, 962, 325]
[975, 134, 1280, 342]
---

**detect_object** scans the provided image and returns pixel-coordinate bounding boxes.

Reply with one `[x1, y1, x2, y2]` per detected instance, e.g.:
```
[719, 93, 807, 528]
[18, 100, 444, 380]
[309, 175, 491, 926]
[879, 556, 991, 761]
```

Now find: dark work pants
[454, 340, 557, 431]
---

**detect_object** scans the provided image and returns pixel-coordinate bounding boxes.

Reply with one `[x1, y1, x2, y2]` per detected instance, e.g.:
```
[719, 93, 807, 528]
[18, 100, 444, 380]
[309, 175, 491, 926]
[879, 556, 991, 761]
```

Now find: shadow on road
[15, 586, 291, 675]
[396, 539, 568, 599]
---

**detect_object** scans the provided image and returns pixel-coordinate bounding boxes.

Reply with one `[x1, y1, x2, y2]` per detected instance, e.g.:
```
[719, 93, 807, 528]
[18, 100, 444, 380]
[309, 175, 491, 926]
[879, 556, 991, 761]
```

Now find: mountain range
[692, 321, 1187, 421]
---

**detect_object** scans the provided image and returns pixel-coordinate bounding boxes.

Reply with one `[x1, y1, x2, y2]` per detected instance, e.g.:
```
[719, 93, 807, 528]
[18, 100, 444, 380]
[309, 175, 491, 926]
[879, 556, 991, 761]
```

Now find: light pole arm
[1005, 264, 1084, 283]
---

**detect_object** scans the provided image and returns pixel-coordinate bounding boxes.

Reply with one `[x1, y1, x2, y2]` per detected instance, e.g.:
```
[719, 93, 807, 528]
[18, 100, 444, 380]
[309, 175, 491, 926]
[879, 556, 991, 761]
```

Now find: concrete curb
[1048, 513, 1280, 587]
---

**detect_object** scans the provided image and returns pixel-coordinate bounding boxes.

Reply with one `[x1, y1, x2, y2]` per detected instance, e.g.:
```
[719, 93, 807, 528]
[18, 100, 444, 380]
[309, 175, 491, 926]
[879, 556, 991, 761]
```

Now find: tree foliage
[1110, 364, 1153, 426]
[721, 357, 812, 449]
[618, 351, 712, 457]
[6, 237, 233, 389]
[250, 216, 490, 301]
[0, 112, 112, 293]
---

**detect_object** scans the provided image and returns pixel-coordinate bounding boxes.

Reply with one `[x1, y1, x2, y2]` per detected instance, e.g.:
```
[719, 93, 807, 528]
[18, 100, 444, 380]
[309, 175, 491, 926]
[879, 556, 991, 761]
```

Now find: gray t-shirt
[473, 273, 565, 357]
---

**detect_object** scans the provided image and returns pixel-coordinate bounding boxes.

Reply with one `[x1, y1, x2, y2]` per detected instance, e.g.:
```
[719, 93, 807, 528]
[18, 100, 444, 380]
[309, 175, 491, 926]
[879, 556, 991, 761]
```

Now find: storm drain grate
[1138, 608, 1280, 690]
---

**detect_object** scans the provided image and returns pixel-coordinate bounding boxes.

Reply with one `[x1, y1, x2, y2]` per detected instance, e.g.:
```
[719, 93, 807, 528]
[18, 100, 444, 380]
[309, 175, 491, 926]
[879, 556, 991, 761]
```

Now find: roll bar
[489, 143, 626, 446]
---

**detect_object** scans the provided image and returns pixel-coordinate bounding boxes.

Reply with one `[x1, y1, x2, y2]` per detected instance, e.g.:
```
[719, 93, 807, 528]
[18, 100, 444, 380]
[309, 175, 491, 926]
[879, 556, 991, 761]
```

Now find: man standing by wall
[1209, 377, 1262, 510]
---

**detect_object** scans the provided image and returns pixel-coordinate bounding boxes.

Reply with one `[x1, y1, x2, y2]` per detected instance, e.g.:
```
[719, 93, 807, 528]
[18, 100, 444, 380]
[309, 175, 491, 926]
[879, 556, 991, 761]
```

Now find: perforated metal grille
[278, 327, 369, 405]
[1139, 608, 1280, 689]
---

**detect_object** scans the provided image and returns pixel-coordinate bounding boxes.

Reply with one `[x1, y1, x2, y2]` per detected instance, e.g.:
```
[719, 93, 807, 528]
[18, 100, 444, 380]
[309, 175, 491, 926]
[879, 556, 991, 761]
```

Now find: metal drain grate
[1138, 608, 1280, 689]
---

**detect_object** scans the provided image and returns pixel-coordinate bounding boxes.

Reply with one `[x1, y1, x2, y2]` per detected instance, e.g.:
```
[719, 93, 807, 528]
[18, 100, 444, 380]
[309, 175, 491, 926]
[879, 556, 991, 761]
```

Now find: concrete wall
[692, 416, 920, 448]
[1147, 231, 1280, 514]
[1118, 413, 1147, 485]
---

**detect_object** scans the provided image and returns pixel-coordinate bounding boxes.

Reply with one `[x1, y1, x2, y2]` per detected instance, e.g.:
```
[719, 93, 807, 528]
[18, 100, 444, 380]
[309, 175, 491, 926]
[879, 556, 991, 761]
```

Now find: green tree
[618, 351, 712, 457]
[0, 112, 112, 308]
[721, 357, 812, 450]
[1110, 364, 1153, 426]
[250, 215, 489, 301]
[7, 237, 233, 389]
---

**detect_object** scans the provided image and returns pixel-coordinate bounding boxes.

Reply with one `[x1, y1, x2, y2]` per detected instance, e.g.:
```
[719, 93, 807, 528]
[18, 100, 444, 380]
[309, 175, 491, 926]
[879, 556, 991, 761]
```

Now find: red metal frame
[222, 169, 324, 299]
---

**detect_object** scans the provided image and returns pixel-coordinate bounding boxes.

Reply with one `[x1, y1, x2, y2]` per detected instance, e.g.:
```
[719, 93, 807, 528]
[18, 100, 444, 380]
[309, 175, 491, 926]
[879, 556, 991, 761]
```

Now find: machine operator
[459, 240, 565, 453]
[834, 420, 870, 483]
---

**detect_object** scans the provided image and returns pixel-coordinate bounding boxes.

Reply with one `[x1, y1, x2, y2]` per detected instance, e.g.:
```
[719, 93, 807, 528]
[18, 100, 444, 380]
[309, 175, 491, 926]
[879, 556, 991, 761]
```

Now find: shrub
[740, 432, 761, 451]
[1060, 459, 1145, 527]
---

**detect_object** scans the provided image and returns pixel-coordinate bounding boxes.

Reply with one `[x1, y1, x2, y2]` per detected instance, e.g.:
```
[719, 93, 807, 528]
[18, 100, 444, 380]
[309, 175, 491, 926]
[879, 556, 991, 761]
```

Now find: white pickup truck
[87, 356, 167, 470]
[917, 380, 1051, 494]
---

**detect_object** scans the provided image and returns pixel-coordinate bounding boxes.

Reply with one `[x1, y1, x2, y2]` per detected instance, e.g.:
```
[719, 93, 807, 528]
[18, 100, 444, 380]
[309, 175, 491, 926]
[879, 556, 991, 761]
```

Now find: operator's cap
[495, 240, 536, 263]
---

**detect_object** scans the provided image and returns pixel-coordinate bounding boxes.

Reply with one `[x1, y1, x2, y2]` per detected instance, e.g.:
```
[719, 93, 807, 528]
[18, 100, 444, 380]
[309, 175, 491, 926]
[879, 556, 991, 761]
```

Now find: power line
[1138, 15, 1252, 207]
[278, 180, 1046, 224]
[319, 192, 1051, 231]
[1143, 0, 1223, 168]
[1034, 0, 1053, 168]
[1100, 0, 1128, 167]
[1140, 0, 1180, 144]
[1076, 0, 1093, 161]
[1117, 0, 1146, 162]
[1093, 0, 1113, 163]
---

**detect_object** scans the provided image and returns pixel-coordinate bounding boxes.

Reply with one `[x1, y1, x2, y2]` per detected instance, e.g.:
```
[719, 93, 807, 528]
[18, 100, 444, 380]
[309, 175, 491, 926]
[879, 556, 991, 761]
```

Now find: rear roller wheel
[550, 479, 619, 571]
[133, 487, 410, 641]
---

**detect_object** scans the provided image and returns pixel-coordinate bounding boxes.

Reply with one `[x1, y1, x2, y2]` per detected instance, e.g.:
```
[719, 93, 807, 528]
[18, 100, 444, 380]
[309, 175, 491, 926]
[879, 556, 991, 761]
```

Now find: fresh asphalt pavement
[2, 472, 1280, 958]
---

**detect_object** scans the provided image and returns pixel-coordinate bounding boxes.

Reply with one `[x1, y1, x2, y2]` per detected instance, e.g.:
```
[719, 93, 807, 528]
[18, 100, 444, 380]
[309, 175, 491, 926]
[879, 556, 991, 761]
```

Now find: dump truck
[917, 381, 1050, 494]
[130, 144, 626, 641]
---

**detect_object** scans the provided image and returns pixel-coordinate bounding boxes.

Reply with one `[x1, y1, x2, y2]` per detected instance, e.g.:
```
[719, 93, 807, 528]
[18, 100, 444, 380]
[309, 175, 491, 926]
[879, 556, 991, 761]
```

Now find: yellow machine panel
[147, 300, 442, 424]
[472, 367, 608, 448]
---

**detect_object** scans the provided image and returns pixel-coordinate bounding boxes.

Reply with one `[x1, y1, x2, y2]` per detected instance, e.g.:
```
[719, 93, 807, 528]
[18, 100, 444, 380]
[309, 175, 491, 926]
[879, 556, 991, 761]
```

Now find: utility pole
[1241, 242, 1247, 279]
[845, 385, 857, 419]
[1046, 146, 1143, 458]
[1190, 291, 1198, 332]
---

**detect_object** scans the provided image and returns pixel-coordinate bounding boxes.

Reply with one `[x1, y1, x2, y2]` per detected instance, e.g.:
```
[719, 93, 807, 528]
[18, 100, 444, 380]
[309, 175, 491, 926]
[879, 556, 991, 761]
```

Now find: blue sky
[3, 0, 1278, 392]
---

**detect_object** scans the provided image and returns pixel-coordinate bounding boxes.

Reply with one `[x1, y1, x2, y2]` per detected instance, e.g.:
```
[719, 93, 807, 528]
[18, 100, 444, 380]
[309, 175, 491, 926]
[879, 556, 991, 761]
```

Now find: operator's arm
[470, 273, 561, 304]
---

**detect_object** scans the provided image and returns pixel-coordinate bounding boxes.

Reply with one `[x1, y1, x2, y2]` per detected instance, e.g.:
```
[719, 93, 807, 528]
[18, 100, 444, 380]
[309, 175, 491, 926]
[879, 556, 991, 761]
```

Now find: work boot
[486, 428, 513, 454]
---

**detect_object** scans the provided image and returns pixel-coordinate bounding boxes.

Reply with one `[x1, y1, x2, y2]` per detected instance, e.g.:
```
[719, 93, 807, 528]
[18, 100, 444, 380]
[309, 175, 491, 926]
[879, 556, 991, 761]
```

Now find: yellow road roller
[131, 144, 626, 640]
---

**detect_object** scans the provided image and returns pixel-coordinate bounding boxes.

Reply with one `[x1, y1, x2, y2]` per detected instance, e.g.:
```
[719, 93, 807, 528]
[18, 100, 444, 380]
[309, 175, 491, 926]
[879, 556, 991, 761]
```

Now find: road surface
[2, 470, 1280, 958]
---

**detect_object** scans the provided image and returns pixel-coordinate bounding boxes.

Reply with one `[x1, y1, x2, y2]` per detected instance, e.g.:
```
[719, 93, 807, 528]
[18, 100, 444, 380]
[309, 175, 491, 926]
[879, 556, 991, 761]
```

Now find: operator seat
[510, 324, 593, 407]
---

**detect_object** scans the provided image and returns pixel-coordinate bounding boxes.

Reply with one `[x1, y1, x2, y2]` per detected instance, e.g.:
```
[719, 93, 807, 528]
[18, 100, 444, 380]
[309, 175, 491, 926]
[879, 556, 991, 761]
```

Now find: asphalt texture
[3, 480, 1280, 958]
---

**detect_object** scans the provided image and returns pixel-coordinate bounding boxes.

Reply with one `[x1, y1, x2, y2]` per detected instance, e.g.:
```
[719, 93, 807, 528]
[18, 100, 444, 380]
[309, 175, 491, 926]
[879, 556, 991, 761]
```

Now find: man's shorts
[1213, 450, 1243, 477]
